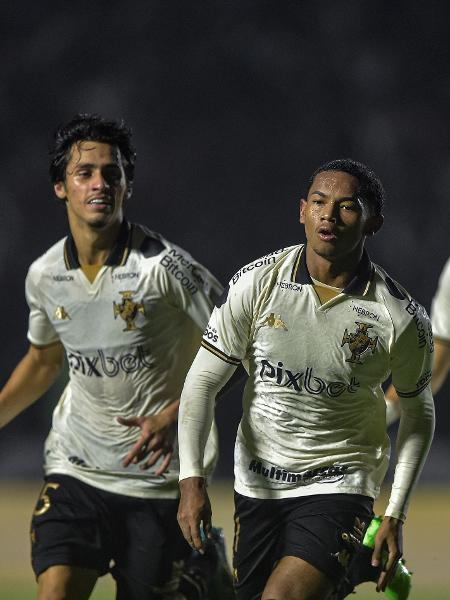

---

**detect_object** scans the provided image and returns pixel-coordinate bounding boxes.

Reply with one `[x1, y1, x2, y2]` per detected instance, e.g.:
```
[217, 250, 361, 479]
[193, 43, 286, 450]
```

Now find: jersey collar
[292, 245, 374, 296]
[63, 221, 133, 270]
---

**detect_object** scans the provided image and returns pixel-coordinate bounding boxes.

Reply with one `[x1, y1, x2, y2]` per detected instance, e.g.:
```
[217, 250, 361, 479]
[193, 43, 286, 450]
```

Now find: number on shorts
[33, 482, 60, 516]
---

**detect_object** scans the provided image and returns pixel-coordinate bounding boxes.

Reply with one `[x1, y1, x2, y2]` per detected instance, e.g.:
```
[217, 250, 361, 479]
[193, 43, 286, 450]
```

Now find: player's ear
[54, 182, 67, 201]
[299, 199, 307, 224]
[364, 213, 384, 236]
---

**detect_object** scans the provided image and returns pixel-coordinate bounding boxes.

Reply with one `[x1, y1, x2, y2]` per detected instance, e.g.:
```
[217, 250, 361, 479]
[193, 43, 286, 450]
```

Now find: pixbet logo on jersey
[67, 345, 153, 377]
[259, 359, 360, 397]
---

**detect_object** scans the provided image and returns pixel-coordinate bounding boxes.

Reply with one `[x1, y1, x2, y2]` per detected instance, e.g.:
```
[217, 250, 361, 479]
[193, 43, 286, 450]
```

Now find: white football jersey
[431, 257, 450, 344]
[26, 222, 222, 498]
[202, 245, 433, 500]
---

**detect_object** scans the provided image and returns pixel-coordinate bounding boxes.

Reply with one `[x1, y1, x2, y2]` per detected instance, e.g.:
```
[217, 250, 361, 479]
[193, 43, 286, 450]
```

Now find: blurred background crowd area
[0, 0, 448, 481]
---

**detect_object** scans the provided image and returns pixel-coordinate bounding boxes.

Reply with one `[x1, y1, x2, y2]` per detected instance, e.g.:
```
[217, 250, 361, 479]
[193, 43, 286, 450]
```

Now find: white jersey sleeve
[201, 253, 281, 364]
[431, 257, 450, 343]
[156, 242, 223, 332]
[390, 300, 433, 398]
[26, 263, 59, 347]
[385, 388, 434, 521]
[386, 301, 435, 520]
[178, 346, 237, 479]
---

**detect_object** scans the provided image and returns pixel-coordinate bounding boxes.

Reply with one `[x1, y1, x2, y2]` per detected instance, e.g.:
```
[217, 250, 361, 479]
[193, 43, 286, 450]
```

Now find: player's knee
[263, 580, 326, 600]
[37, 565, 97, 600]
[37, 577, 69, 600]
[262, 557, 333, 600]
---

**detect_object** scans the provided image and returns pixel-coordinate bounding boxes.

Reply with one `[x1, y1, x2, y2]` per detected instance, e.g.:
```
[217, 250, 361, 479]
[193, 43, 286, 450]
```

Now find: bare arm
[429, 338, 450, 395]
[0, 342, 64, 428]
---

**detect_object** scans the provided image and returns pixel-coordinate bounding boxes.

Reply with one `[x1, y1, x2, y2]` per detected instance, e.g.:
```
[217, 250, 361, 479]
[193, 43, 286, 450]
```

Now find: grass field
[0, 481, 448, 600]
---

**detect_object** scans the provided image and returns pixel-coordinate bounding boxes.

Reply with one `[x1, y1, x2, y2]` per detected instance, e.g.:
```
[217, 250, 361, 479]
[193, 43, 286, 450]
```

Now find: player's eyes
[76, 170, 91, 178]
[340, 202, 359, 211]
[103, 166, 122, 182]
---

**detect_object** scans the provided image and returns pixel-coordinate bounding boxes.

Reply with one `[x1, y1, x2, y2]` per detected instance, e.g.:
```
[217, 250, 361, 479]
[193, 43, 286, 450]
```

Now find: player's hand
[178, 477, 212, 554]
[118, 407, 177, 475]
[371, 516, 403, 592]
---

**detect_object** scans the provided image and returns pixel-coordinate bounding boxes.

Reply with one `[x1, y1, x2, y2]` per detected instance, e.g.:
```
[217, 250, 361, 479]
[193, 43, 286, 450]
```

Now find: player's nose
[91, 169, 109, 190]
[320, 201, 338, 222]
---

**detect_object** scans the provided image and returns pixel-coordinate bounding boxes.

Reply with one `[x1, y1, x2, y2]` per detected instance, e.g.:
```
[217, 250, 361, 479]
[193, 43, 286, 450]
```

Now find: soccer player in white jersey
[428, 257, 450, 389]
[0, 114, 231, 600]
[177, 159, 435, 600]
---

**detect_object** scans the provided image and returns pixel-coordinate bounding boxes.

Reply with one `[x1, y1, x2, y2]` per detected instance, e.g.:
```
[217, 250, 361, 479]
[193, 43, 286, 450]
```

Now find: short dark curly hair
[49, 113, 136, 186]
[306, 158, 385, 215]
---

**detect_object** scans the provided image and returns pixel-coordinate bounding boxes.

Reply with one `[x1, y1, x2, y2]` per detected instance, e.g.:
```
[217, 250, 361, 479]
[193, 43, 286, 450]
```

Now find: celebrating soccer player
[0, 114, 232, 600]
[177, 159, 435, 600]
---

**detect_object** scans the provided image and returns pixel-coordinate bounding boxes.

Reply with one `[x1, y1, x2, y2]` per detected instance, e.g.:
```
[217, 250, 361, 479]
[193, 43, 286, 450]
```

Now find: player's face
[54, 141, 128, 231]
[300, 170, 381, 263]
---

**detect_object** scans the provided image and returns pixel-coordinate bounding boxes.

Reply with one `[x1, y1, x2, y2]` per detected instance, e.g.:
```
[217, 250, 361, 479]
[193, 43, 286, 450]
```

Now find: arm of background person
[0, 342, 64, 428]
[427, 338, 450, 395]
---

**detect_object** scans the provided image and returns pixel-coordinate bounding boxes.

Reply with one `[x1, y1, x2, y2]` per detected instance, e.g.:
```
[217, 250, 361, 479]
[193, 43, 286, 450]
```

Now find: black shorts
[233, 491, 373, 600]
[30, 474, 190, 600]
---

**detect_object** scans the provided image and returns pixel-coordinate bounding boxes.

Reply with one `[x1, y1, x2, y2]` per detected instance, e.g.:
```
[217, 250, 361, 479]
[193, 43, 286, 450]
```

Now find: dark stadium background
[0, 1, 448, 485]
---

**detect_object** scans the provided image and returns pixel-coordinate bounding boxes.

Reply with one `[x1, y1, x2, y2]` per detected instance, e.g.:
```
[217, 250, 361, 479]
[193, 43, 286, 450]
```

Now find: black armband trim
[396, 378, 431, 398]
[201, 340, 241, 366]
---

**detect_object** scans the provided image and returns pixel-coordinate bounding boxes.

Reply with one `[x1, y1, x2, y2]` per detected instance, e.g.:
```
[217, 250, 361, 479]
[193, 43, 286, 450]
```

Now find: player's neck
[305, 244, 364, 289]
[69, 219, 123, 266]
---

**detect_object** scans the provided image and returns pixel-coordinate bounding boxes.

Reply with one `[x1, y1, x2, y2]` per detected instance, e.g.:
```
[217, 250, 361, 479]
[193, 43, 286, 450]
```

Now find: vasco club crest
[113, 291, 145, 331]
[341, 321, 378, 364]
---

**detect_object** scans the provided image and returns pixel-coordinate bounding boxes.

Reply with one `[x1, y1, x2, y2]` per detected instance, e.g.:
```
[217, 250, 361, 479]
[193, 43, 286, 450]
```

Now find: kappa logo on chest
[54, 306, 71, 320]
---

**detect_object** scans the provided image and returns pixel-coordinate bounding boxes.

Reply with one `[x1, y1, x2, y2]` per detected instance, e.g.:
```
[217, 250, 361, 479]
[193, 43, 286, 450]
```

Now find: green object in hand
[362, 516, 412, 600]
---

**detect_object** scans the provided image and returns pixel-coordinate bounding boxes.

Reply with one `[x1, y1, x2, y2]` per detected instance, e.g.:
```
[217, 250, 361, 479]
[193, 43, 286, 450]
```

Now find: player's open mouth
[87, 197, 112, 208]
[318, 227, 337, 241]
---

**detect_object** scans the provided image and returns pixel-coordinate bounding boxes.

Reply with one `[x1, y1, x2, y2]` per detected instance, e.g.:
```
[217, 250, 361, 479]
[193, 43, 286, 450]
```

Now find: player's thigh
[37, 565, 98, 600]
[262, 556, 332, 600]
[279, 494, 373, 595]
[30, 475, 112, 579]
[112, 496, 190, 600]
[233, 492, 281, 600]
